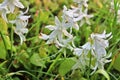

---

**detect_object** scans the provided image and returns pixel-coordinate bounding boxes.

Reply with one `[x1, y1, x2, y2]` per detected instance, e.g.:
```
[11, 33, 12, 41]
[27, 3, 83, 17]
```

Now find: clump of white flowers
[40, 16, 73, 48]
[40, 0, 112, 75]
[63, 0, 93, 28]
[40, 0, 93, 48]
[0, 0, 30, 44]
[0, 0, 24, 13]
[73, 31, 112, 74]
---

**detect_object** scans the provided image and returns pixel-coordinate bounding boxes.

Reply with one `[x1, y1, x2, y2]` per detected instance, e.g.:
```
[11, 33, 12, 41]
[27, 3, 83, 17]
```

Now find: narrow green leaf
[113, 53, 120, 72]
[0, 61, 7, 67]
[0, 38, 7, 60]
[95, 69, 110, 80]
[3, 35, 15, 51]
[0, 17, 8, 34]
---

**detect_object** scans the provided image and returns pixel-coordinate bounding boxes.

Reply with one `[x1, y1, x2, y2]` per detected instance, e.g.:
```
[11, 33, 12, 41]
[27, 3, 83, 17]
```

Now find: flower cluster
[40, 16, 73, 48]
[0, 0, 30, 44]
[40, 0, 93, 48]
[73, 31, 112, 74]
[40, 0, 112, 74]
[63, 0, 93, 29]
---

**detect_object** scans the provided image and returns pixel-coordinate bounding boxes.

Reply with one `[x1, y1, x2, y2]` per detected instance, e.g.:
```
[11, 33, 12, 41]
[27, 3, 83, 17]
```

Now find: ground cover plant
[0, 0, 120, 80]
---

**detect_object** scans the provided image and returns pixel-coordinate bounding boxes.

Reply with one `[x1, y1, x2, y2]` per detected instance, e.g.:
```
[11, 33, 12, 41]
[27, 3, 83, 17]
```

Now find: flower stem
[10, 25, 14, 56]
[46, 48, 63, 74]
[87, 52, 92, 80]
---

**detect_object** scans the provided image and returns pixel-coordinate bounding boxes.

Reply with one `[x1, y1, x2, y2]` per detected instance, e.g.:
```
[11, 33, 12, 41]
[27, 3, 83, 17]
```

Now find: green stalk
[112, 0, 119, 28]
[16, 71, 38, 80]
[87, 52, 92, 80]
[46, 48, 63, 74]
[8, 25, 14, 70]
[10, 25, 13, 55]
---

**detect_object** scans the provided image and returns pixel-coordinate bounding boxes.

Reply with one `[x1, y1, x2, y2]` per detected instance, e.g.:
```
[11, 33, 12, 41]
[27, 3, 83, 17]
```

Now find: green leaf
[0, 38, 7, 60]
[80, 77, 87, 80]
[59, 58, 76, 76]
[3, 35, 13, 50]
[39, 44, 50, 61]
[0, 34, 15, 60]
[0, 76, 4, 80]
[0, 0, 3, 3]
[16, 51, 31, 69]
[95, 69, 110, 80]
[13, 77, 20, 80]
[40, 10, 50, 23]
[0, 61, 7, 74]
[39, 44, 47, 58]
[30, 53, 46, 68]
[49, 2, 58, 12]
[113, 53, 120, 72]
[0, 17, 15, 59]
[70, 70, 82, 80]
[20, 0, 30, 7]
[29, 0, 35, 4]
[0, 17, 8, 34]
[0, 61, 7, 67]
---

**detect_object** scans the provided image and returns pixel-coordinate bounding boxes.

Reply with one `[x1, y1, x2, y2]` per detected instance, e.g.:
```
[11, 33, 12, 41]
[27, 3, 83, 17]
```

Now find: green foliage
[0, 18, 9, 59]
[70, 70, 82, 80]
[94, 69, 110, 80]
[0, 18, 8, 34]
[30, 53, 46, 68]
[59, 58, 76, 76]
[113, 53, 120, 72]
[0, 0, 120, 80]
[0, 36, 8, 60]
[0, 40, 7, 59]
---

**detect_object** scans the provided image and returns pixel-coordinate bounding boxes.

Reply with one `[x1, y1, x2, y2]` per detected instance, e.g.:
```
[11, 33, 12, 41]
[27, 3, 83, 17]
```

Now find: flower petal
[45, 25, 56, 30]
[73, 48, 83, 56]
[14, 0, 24, 9]
[39, 33, 49, 40]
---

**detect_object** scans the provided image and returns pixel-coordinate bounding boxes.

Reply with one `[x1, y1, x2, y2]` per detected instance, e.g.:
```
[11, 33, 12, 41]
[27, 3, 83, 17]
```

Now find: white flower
[10, 10, 30, 44]
[73, 8, 93, 26]
[90, 31, 112, 74]
[73, 42, 91, 71]
[73, 48, 83, 56]
[39, 33, 49, 40]
[1, 0, 24, 13]
[40, 16, 73, 48]
[73, 30, 112, 74]
[0, 4, 9, 22]
[62, 6, 79, 30]
[14, 25, 28, 45]
[63, 6, 93, 27]
[74, 0, 88, 8]
[72, 54, 89, 71]
[73, 41, 91, 71]
[91, 53, 112, 74]
[91, 31, 112, 58]
[73, 42, 91, 56]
